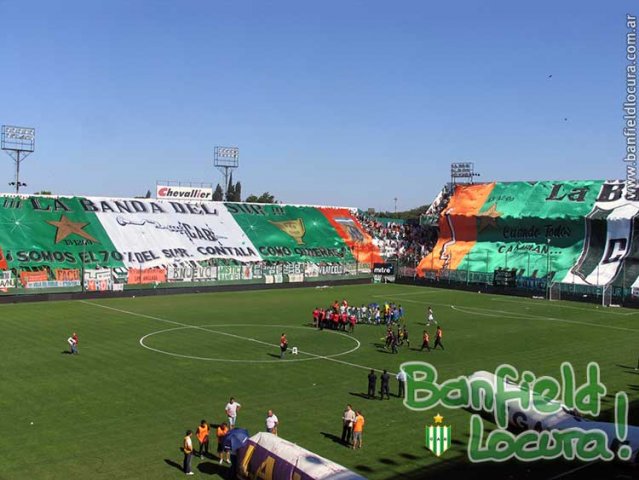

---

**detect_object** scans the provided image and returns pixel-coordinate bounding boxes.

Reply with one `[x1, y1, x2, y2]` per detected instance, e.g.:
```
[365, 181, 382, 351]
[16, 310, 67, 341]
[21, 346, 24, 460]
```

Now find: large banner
[0, 196, 125, 270]
[418, 181, 615, 284]
[319, 207, 383, 264]
[226, 203, 355, 263]
[87, 197, 260, 267]
[0, 196, 261, 270]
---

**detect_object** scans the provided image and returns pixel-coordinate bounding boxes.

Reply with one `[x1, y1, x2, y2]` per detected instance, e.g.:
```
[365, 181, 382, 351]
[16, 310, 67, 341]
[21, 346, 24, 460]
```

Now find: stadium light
[2, 125, 35, 193]
[214, 146, 239, 198]
[450, 162, 480, 185]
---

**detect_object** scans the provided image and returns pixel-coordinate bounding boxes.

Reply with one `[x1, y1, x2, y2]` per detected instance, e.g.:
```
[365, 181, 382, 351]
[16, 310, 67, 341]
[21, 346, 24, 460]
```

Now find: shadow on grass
[197, 461, 228, 476]
[354, 464, 374, 473]
[399, 452, 419, 460]
[267, 353, 282, 359]
[60, 351, 73, 355]
[379, 457, 398, 465]
[320, 431, 345, 446]
[376, 349, 396, 355]
[163, 458, 182, 472]
[615, 364, 637, 370]
[349, 392, 373, 400]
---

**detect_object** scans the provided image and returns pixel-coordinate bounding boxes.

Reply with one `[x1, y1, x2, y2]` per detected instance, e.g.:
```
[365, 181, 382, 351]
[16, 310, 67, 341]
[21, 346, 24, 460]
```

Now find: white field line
[138, 324, 360, 364]
[79, 300, 395, 374]
[449, 305, 639, 333]
[489, 296, 638, 316]
[376, 295, 639, 333]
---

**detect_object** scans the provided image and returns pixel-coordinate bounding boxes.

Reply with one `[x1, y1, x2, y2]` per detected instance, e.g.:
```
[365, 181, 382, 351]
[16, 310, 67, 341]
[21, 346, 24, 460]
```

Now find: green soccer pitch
[0, 283, 637, 480]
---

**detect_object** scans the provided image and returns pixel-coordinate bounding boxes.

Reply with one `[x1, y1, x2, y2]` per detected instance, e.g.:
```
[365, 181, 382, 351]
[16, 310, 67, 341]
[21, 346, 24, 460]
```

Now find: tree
[145, 190, 152, 198]
[225, 173, 235, 202]
[232, 181, 242, 202]
[245, 192, 276, 203]
[212, 184, 224, 201]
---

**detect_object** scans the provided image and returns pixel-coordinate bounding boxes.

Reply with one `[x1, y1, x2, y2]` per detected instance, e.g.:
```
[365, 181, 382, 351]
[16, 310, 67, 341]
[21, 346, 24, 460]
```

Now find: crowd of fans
[355, 214, 437, 265]
[355, 185, 451, 265]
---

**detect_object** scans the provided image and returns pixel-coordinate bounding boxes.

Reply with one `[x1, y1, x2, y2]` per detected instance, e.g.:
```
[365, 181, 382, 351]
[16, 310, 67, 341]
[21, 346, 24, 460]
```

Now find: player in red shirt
[331, 311, 340, 330]
[312, 308, 320, 327]
[433, 326, 444, 350]
[340, 311, 348, 331]
[349, 313, 357, 333]
[280, 333, 288, 359]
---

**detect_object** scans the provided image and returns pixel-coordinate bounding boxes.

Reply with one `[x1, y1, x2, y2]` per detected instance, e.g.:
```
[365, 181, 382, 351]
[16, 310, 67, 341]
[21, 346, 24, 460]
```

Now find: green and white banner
[419, 180, 639, 287]
[225, 203, 354, 263]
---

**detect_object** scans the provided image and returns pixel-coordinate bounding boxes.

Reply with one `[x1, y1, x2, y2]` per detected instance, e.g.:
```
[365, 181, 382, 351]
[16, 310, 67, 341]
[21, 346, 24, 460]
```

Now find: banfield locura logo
[156, 186, 213, 200]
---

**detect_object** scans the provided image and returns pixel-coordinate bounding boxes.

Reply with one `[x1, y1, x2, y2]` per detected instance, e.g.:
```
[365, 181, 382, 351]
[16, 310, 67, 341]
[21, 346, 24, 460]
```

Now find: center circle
[139, 324, 361, 363]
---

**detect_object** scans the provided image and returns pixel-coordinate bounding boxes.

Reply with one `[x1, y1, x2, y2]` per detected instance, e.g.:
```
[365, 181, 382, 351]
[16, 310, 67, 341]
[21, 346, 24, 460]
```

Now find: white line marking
[139, 324, 360, 363]
[450, 305, 639, 333]
[80, 300, 394, 373]
[490, 297, 637, 316]
[376, 295, 639, 332]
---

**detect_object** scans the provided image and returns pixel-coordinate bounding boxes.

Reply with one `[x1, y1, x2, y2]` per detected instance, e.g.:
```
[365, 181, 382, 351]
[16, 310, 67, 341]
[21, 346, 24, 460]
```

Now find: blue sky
[0, 0, 633, 211]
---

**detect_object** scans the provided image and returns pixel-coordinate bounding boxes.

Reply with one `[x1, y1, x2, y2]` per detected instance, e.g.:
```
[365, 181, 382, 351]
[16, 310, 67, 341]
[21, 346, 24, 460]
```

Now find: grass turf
[0, 283, 638, 480]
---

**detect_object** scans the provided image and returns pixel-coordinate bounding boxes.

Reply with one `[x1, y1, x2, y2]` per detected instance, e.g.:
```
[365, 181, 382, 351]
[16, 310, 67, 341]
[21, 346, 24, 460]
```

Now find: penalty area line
[78, 300, 390, 373]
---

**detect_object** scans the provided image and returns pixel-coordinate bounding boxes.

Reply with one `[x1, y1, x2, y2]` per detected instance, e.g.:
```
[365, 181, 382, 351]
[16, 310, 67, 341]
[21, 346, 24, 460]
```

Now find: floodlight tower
[450, 162, 480, 186]
[1, 125, 35, 193]
[214, 146, 239, 198]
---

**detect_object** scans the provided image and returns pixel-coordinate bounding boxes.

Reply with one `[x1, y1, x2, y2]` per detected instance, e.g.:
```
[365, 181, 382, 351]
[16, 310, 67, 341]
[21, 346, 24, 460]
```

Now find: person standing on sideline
[216, 422, 230, 464]
[280, 333, 288, 359]
[341, 404, 356, 446]
[196, 420, 210, 458]
[396, 369, 407, 398]
[265, 410, 279, 435]
[367, 369, 377, 399]
[352, 410, 365, 449]
[420, 330, 431, 352]
[225, 397, 241, 429]
[182, 430, 194, 475]
[434, 326, 444, 350]
[380, 370, 390, 400]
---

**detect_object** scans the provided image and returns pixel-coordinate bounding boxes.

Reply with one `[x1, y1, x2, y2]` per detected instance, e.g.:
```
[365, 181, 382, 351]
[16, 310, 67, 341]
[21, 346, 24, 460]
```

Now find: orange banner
[55, 269, 80, 281]
[20, 270, 49, 286]
[127, 267, 167, 284]
[319, 208, 383, 265]
[417, 183, 495, 275]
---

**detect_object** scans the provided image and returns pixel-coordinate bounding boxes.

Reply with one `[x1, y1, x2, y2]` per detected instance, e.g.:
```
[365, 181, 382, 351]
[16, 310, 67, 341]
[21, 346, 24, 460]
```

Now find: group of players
[310, 300, 445, 354]
[311, 299, 405, 331]
[381, 306, 443, 353]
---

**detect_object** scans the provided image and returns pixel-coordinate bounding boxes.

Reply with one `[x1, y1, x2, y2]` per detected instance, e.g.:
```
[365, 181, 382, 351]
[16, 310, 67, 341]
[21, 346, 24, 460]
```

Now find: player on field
[420, 330, 431, 351]
[280, 333, 288, 358]
[433, 326, 444, 350]
[402, 326, 410, 347]
[426, 306, 436, 326]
